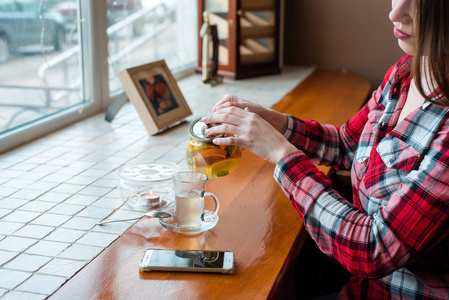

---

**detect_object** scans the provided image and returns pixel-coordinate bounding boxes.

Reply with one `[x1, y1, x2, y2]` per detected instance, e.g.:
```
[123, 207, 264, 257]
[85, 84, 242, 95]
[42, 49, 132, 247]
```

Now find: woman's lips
[394, 27, 412, 40]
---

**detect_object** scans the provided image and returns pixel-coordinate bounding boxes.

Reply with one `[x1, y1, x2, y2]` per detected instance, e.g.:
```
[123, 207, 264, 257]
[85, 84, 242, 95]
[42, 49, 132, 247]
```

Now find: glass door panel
[0, 0, 85, 135]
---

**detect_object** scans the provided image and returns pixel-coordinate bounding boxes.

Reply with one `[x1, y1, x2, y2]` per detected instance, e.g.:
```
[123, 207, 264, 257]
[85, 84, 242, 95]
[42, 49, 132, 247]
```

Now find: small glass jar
[185, 116, 242, 178]
[118, 162, 180, 210]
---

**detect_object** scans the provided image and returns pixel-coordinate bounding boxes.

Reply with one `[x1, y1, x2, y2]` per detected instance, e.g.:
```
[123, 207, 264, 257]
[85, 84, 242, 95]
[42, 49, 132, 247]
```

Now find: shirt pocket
[376, 136, 420, 171]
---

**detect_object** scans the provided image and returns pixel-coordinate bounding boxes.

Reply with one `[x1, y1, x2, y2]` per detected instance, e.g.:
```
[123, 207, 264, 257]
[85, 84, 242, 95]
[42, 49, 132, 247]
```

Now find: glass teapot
[185, 116, 242, 178]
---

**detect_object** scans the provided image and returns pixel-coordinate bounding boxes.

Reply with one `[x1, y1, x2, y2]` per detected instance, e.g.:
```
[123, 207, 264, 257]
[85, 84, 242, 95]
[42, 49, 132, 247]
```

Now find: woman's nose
[389, 0, 413, 24]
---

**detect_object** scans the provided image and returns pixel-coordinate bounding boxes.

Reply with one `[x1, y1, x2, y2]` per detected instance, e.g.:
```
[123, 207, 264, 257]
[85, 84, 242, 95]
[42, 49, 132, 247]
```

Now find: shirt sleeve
[282, 84, 384, 171]
[274, 118, 449, 279]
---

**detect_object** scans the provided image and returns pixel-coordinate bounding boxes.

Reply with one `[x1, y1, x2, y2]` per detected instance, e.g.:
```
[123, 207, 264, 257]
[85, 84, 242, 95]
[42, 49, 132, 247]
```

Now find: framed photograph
[118, 60, 192, 135]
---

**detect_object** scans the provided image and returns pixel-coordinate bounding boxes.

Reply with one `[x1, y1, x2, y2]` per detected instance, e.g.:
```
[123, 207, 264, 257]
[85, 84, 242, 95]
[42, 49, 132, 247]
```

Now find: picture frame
[118, 60, 192, 135]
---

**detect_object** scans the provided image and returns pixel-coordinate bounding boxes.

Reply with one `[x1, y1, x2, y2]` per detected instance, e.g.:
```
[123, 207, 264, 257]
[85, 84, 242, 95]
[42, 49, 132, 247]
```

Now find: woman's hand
[213, 95, 288, 134]
[203, 106, 297, 164]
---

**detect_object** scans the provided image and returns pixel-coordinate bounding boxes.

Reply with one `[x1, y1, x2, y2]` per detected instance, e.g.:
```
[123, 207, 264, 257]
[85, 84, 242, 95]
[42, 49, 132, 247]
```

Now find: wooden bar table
[49, 70, 370, 300]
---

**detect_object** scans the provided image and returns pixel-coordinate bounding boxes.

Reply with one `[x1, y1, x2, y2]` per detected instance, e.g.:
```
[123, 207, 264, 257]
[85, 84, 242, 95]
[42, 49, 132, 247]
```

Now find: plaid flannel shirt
[274, 55, 449, 299]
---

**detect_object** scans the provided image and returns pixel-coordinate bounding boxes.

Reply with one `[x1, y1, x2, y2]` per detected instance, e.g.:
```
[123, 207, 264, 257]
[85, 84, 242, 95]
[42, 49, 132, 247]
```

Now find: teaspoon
[98, 210, 172, 225]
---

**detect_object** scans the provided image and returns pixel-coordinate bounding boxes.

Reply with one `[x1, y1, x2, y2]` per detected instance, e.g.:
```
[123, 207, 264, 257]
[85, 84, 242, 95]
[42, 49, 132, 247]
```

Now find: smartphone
[139, 249, 235, 274]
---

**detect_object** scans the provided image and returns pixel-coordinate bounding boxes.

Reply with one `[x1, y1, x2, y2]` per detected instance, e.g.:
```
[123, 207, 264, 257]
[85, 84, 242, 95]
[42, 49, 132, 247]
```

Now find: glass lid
[118, 162, 180, 182]
[189, 116, 224, 141]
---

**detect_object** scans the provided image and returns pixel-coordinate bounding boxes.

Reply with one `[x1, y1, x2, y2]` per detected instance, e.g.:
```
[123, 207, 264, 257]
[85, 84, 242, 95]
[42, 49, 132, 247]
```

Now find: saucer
[159, 210, 219, 236]
[126, 199, 173, 211]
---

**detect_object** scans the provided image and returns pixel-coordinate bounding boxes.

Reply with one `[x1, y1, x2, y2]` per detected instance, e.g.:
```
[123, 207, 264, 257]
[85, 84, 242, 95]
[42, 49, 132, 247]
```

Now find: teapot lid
[188, 116, 224, 141]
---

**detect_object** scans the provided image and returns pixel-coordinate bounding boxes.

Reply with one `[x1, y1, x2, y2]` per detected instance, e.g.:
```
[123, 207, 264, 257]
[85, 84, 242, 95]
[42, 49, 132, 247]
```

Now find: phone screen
[139, 249, 234, 274]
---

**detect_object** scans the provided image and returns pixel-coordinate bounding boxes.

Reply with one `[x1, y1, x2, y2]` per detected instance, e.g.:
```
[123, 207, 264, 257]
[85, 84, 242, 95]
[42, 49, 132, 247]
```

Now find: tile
[12, 225, 55, 239]
[102, 189, 120, 200]
[31, 213, 71, 227]
[38, 258, 86, 278]
[1, 179, 35, 189]
[4, 254, 52, 272]
[0, 160, 15, 169]
[58, 153, 86, 161]
[48, 203, 84, 215]
[77, 186, 110, 197]
[20, 201, 57, 213]
[1, 291, 46, 300]
[9, 163, 39, 172]
[0, 198, 27, 210]
[20, 157, 52, 165]
[0, 221, 24, 235]
[19, 172, 49, 181]
[0, 250, 19, 266]
[91, 178, 119, 188]
[25, 241, 70, 256]
[77, 232, 118, 248]
[60, 217, 100, 231]
[0, 170, 25, 179]
[9, 189, 45, 201]
[34, 151, 62, 160]
[0, 187, 19, 197]
[41, 173, 73, 183]
[16, 273, 66, 295]
[2, 211, 41, 223]
[76, 206, 113, 219]
[91, 197, 124, 209]
[107, 209, 145, 221]
[51, 183, 84, 194]
[77, 168, 111, 178]
[68, 161, 97, 171]
[31, 165, 62, 175]
[26, 181, 60, 191]
[45, 158, 72, 167]
[92, 222, 132, 235]
[35, 191, 71, 203]
[58, 244, 103, 261]
[92, 161, 123, 171]
[64, 194, 98, 206]
[0, 209, 12, 218]
[0, 269, 31, 289]
[0, 236, 38, 252]
[44, 228, 84, 243]
[53, 167, 85, 176]
[66, 176, 97, 186]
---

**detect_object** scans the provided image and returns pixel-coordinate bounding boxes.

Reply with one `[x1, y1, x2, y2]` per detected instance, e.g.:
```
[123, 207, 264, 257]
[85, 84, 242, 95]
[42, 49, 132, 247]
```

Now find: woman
[203, 0, 449, 299]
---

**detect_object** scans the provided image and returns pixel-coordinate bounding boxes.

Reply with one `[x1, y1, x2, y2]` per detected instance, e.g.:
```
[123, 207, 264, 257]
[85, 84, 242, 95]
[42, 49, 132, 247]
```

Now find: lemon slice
[200, 148, 227, 158]
[188, 140, 216, 151]
[207, 158, 240, 178]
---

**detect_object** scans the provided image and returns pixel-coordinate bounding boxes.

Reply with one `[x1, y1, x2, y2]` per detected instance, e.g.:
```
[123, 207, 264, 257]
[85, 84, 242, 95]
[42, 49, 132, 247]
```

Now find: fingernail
[216, 105, 223, 110]
[201, 116, 207, 122]
[213, 139, 218, 144]
[205, 129, 210, 135]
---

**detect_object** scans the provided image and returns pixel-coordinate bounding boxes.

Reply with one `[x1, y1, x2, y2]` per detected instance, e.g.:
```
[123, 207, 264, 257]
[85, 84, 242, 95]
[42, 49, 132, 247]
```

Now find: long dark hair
[413, 0, 449, 106]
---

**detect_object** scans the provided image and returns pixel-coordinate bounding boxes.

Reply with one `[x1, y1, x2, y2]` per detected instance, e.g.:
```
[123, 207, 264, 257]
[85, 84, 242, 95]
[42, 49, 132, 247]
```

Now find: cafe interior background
[0, 0, 404, 298]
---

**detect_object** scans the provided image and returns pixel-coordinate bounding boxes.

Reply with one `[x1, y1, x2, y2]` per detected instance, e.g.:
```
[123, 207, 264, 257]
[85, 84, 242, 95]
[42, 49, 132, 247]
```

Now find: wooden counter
[49, 69, 371, 300]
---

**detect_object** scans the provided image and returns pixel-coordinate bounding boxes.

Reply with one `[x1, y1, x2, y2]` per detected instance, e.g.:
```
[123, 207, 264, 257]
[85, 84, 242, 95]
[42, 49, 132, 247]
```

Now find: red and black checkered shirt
[274, 54, 449, 299]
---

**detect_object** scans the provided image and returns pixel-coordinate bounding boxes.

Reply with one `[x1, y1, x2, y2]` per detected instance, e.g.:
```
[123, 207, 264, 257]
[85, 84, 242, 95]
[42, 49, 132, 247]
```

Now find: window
[107, 0, 197, 95]
[0, 0, 197, 153]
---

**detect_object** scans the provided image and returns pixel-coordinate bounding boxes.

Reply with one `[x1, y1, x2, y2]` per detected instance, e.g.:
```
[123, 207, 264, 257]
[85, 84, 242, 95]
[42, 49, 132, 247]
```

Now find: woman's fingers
[213, 94, 240, 112]
[206, 106, 249, 122]
[207, 123, 241, 137]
